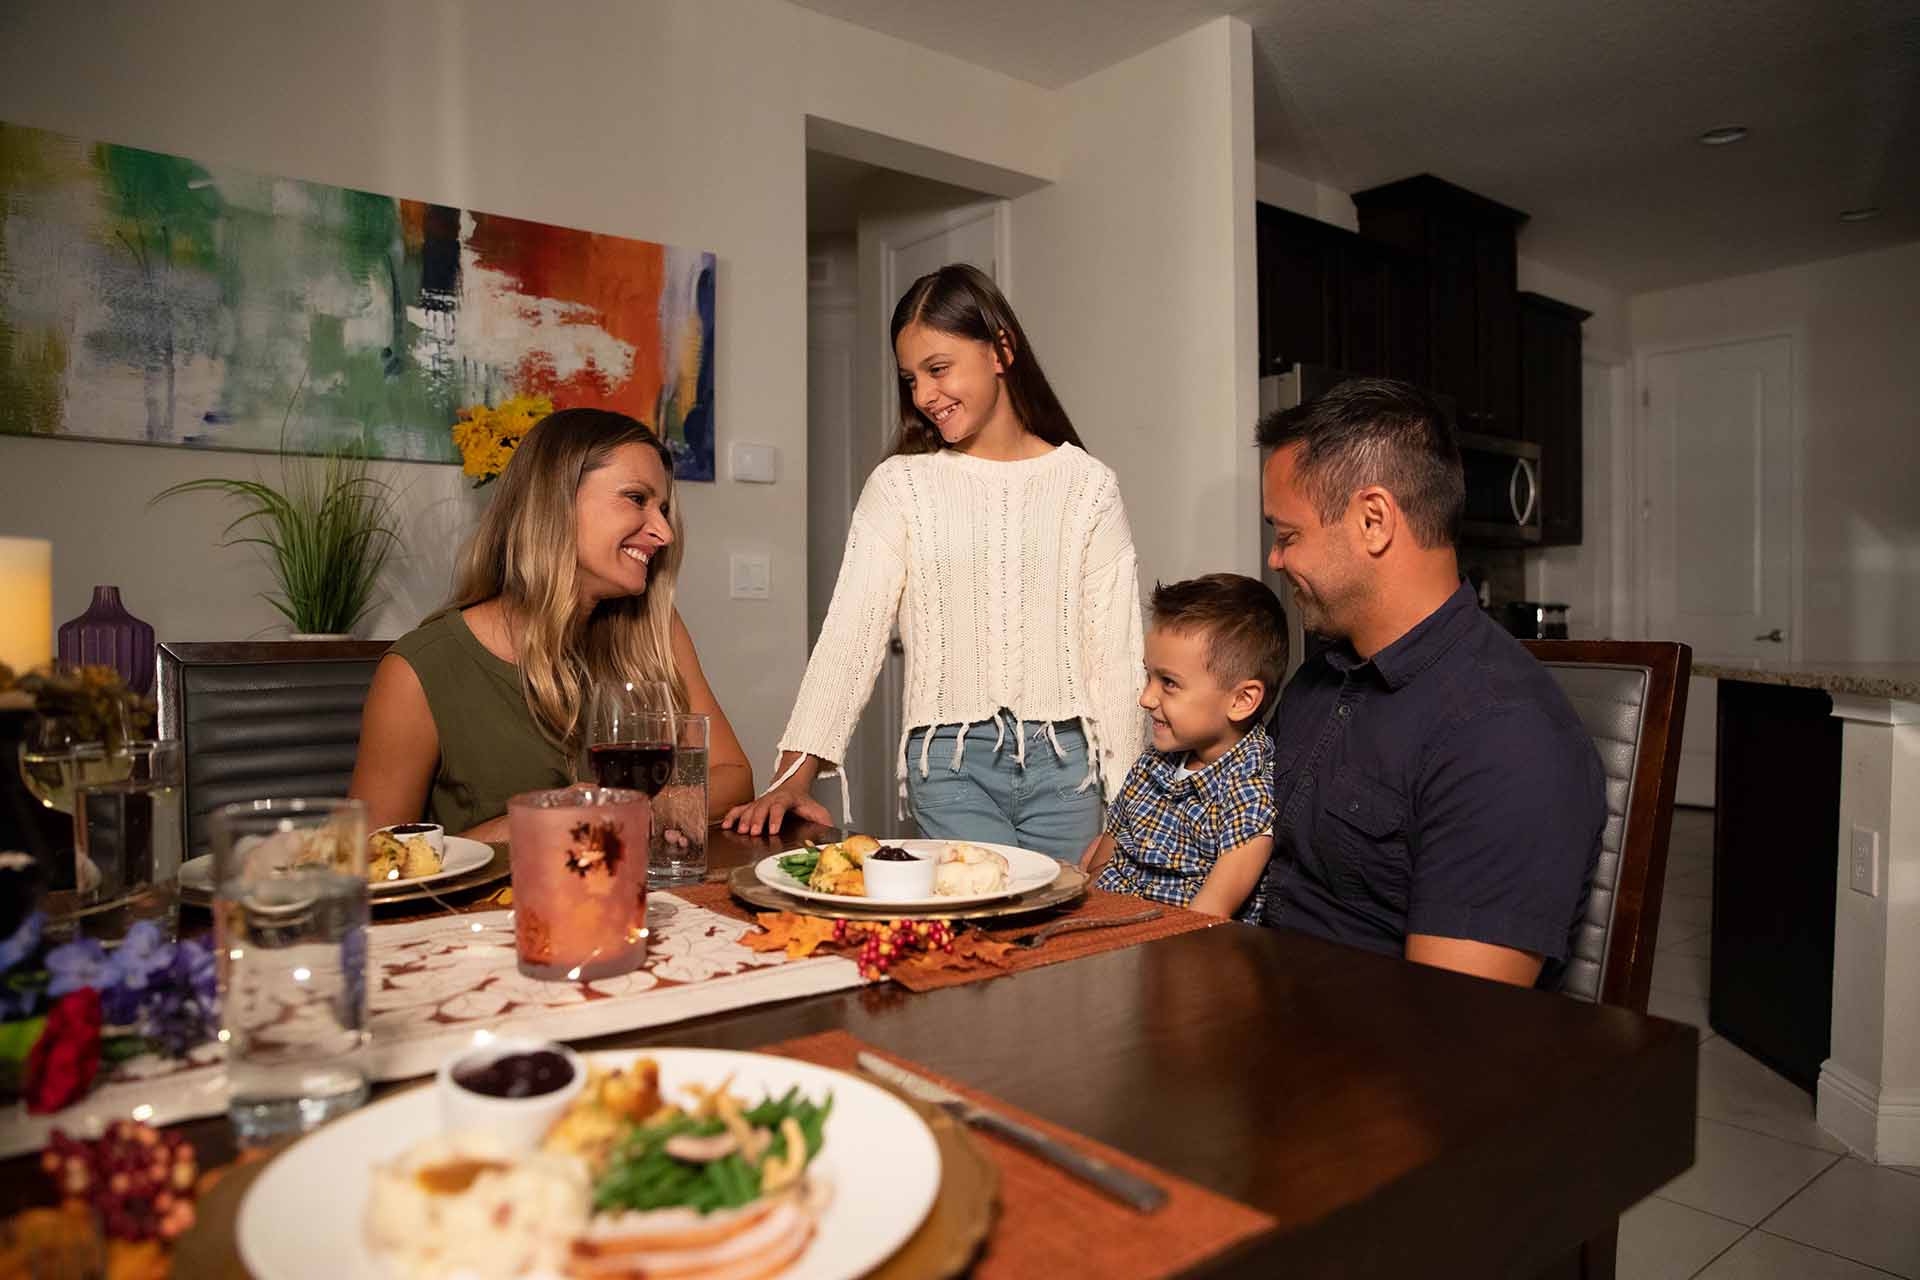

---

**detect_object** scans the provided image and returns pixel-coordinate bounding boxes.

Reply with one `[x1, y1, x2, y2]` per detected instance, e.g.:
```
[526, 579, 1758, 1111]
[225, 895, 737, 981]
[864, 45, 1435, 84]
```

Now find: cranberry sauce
[870, 846, 920, 862]
[452, 1049, 575, 1099]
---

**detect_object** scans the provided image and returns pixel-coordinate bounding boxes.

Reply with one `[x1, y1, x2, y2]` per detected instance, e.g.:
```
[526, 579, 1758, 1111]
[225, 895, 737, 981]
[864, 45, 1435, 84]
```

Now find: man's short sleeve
[1404, 705, 1604, 960]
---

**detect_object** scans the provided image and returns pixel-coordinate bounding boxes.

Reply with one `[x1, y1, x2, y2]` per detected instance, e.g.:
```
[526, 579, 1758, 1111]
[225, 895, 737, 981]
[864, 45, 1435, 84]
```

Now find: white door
[837, 202, 1005, 834]
[1640, 334, 1797, 803]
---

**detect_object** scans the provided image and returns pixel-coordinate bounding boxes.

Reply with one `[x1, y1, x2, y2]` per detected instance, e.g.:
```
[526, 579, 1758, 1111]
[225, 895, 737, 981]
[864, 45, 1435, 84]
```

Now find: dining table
[0, 820, 1697, 1278]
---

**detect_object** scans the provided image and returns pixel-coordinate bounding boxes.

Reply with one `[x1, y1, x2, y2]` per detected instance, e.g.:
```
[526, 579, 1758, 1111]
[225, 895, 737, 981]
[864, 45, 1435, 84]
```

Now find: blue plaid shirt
[1095, 726, 1274, 922]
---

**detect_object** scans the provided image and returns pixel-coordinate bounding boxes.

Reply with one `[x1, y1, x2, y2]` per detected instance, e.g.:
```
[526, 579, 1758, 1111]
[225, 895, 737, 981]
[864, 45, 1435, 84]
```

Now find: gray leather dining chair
[1524, 640, 1692, 1015]
[1522, 641, 1691, 1280]
[155, 640, 391, 857]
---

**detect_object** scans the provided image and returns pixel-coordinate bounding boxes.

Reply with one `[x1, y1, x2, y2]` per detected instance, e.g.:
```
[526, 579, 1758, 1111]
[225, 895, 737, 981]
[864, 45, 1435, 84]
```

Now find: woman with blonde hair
[350, 408, 753, 839]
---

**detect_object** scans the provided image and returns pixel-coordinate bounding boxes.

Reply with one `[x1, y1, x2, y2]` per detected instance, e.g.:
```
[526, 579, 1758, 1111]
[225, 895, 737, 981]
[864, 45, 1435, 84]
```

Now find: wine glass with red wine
[583, 681, 677, 797]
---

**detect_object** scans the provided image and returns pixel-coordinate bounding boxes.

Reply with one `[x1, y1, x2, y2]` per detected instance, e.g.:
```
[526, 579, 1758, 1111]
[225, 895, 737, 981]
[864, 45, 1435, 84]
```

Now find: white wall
[1631, 240, 1920, 665]
[1017, 18, 1261, 590]
[0, 0, 1064, 772]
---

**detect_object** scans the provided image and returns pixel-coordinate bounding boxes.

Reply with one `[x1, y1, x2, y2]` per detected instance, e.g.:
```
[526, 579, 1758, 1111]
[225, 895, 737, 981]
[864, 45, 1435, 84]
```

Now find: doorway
[805, 150, 1007, 833]
[1636, 333, 1799, 804]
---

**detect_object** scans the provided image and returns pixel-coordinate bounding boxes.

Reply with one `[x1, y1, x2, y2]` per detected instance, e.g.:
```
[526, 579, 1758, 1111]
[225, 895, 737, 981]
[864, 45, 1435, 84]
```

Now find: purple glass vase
[57, 586, 156, 693]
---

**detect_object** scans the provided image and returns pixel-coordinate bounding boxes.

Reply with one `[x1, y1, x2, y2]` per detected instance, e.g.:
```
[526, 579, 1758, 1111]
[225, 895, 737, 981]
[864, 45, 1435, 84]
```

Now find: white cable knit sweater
[777, 443, 1147, 810]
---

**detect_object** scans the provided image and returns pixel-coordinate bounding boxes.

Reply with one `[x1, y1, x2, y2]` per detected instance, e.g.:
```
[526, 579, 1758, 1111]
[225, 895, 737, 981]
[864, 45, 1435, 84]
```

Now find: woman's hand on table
[458, 814, 513, 844]
[721, 783, 830, 836]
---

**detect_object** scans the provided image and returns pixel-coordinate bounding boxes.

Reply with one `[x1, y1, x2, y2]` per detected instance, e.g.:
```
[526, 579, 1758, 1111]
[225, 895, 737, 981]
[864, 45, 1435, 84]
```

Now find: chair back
[156, 641, 390, 857]
[1524, 640, 1691, 1013]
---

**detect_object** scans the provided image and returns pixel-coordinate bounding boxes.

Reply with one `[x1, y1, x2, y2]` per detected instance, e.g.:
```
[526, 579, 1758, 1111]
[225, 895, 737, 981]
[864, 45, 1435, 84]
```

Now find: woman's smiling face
[895, 322, 1008, 448]
[574, 443, 674, 608]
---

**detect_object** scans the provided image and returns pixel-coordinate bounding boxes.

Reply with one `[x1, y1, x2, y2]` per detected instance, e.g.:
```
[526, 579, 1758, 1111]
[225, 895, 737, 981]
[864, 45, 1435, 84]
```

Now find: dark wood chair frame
[1522, 640, 1692, 1016]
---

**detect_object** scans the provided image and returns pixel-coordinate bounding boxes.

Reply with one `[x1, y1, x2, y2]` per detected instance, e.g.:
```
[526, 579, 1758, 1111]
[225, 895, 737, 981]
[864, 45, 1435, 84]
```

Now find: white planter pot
[288, 632, 353, 641]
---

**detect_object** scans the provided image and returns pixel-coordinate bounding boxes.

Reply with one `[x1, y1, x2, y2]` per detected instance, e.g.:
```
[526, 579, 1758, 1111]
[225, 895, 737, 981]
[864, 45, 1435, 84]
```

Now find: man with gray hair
[1257, 378, 1604, 988]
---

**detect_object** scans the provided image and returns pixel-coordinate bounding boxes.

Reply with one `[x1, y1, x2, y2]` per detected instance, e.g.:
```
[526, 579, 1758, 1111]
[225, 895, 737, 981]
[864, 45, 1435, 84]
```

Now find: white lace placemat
[0, 892, 858, 1158]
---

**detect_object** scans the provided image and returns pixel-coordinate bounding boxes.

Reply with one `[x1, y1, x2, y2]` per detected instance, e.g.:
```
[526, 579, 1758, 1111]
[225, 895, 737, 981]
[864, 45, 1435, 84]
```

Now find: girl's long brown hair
[888, 264, 1086, 456]
[446, 408, 688, 746]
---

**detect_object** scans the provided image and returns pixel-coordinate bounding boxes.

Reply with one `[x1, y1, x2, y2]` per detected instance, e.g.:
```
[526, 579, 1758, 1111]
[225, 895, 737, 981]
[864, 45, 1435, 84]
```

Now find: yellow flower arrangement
[450, 394, 554, 486]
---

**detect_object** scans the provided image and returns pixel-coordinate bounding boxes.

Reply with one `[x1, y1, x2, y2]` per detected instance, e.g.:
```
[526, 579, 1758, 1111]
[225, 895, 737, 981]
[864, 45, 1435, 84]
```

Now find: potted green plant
[154, 445, 400, 639]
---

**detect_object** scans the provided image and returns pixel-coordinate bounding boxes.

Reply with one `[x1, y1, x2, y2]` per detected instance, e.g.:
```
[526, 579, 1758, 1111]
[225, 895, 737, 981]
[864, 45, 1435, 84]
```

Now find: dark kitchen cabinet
[1352, 175, 1528, 437]
[1255, 202, 1423, 382]
[1518, 291, 1590, 546]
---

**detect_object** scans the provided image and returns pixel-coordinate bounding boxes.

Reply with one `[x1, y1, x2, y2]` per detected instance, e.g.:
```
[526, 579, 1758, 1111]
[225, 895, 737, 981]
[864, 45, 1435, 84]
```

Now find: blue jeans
[905, 716, 1103, 864]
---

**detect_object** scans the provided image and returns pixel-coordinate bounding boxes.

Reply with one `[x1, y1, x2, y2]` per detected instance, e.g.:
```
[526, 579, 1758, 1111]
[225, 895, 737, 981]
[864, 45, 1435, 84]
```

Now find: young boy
[1082, 573, 1287, 920]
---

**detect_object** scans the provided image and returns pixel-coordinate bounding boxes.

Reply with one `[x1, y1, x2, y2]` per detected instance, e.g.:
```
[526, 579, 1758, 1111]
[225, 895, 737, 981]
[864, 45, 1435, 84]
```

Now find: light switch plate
[1850, 825, 1879, 897]
[730, 443, 777, 484]
[729, 552, 770, 600]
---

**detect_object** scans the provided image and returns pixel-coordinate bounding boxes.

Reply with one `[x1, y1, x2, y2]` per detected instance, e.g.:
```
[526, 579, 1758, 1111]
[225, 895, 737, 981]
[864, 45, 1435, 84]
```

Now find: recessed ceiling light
[1839, 207, 1881, 222]
[1696, 126, 1749, 146]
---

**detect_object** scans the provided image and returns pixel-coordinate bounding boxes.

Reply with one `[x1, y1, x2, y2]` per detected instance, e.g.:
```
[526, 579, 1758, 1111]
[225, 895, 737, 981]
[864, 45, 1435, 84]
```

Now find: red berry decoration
[41, 1122, 200, 1243]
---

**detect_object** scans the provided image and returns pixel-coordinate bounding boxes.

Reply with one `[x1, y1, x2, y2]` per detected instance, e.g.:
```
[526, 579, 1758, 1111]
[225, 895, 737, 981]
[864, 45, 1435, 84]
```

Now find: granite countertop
[1692, 660, 1920, 702]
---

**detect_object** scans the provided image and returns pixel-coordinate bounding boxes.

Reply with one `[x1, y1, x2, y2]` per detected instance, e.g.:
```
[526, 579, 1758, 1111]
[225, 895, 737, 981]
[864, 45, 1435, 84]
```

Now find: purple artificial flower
[0, 912, 43, 974]
[171, 938, 216, 1005]
[45, 937, 112, 999]
[109, 921, 176, 993]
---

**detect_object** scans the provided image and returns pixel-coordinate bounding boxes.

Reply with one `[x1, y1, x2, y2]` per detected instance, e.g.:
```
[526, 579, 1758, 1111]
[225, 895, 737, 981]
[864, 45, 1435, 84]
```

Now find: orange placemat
[768, 1030, 1275, 1279]
[672, 882, 1223, 991]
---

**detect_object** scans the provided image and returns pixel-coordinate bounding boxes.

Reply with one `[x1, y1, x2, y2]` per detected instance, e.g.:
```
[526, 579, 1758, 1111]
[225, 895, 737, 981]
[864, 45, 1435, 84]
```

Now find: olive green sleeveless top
[387, 611, 572, 834]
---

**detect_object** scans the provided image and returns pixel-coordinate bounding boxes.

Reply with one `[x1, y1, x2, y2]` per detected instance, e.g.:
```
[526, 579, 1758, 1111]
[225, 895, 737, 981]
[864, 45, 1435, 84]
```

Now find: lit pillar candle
[0, 537, 54, 675]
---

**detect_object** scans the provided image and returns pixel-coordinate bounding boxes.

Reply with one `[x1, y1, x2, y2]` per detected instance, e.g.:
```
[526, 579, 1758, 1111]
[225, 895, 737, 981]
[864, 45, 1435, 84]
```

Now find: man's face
[1262, 444, 1367, 640]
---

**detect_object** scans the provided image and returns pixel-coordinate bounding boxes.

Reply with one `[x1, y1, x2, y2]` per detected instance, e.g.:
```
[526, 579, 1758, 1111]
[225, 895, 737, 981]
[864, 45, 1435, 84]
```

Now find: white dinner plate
[235, 1047, 941, 1280]
[178, 834, 492, 896]
[755, 839, 1062, 908]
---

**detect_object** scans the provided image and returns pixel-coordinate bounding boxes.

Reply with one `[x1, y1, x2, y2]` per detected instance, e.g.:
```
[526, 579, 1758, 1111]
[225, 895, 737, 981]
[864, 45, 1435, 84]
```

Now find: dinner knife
[856, 1051, 1169, 1213]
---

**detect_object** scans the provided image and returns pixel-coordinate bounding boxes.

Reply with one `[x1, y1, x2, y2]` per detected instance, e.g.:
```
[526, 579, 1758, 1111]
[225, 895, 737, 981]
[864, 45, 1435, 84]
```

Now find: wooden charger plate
[175, 1077, 998, 1279]
[729, 861, 1089, 923]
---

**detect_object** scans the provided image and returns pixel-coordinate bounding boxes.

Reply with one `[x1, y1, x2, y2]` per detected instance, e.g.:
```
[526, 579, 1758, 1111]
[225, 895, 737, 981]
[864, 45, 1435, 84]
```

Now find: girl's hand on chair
[721, 783, 830, 836]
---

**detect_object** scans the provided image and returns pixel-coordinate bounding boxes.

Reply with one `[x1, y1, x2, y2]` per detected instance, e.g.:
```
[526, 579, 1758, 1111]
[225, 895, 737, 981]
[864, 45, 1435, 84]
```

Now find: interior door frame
[1631, 329, 1806, 664]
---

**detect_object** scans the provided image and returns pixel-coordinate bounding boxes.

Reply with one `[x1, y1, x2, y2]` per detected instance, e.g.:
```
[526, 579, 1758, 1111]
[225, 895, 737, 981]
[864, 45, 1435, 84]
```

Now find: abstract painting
[0, 122, 716, 479]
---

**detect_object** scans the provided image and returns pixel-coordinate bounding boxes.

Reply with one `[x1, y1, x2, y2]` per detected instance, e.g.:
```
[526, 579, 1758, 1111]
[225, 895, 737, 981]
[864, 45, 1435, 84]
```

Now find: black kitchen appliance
[1503, 601, 1569, 640]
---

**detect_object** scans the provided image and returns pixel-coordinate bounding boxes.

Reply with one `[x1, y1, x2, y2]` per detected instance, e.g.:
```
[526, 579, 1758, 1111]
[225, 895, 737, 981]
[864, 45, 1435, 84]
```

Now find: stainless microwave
[1456, 431, 1541, 546]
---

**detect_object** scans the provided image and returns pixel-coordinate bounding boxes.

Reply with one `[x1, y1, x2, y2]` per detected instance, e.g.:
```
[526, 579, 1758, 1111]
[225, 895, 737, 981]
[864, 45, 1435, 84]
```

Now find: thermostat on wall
[730, 443, 777, 484]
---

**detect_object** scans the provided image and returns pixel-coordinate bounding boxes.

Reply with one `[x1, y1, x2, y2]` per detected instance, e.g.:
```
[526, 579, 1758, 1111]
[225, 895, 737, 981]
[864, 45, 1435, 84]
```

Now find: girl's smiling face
[895, 322, 1009, 448]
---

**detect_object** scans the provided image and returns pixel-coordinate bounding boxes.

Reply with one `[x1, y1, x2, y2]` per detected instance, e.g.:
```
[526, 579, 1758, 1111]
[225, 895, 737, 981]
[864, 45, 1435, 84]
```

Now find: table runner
[0, 891, 862, 1157]
[673, 881, 1225, 991]
[772, 1030, 1276, 1279]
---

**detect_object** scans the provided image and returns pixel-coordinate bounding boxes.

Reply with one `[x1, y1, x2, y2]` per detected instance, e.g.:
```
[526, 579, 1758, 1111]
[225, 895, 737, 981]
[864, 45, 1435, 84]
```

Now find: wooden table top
[4, 822, 1698, 1277]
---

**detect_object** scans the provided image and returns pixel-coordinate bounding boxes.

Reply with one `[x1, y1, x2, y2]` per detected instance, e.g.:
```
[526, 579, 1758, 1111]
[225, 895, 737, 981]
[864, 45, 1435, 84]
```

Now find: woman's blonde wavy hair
[446, 408, 688, 747]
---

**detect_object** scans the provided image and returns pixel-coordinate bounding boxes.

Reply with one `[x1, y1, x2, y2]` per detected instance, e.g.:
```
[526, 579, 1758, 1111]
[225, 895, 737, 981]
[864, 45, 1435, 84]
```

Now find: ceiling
[790, 0, 1920, 291]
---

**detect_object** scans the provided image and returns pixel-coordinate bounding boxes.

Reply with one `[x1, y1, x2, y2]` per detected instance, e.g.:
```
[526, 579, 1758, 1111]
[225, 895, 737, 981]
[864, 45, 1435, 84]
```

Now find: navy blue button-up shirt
[1260, 582, 1604, 986]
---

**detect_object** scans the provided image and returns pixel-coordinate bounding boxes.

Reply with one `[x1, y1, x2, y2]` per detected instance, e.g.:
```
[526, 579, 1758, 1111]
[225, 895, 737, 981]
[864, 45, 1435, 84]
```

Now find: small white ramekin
[861, 849, 937, 901]
[436, 1037, 587, 1152]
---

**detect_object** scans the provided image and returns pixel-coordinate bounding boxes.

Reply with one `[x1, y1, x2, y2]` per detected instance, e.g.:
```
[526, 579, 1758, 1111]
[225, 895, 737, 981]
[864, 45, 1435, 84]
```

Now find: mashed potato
[934, 843, 1010, 896]
[364, 1132, 590, 1280]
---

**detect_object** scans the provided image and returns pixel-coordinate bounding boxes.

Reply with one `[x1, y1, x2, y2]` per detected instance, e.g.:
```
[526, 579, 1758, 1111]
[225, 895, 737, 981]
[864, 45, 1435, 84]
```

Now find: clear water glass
[70, 739, 184, 940]
[507, 786, 650, 981]
[652, 713, 708, 887]
[209, 797, 370, 1145]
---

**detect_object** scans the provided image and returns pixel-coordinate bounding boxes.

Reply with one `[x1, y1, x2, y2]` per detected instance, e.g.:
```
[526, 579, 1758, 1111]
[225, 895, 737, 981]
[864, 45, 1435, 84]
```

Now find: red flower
[25, 989, 103, 1115]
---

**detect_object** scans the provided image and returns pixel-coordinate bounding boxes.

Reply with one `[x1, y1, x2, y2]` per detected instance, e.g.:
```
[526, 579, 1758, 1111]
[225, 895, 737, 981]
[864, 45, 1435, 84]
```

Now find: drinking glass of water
[652, 713, 708, 887]
[71, 738, 184, 940]
[209, 797, 370, 1145]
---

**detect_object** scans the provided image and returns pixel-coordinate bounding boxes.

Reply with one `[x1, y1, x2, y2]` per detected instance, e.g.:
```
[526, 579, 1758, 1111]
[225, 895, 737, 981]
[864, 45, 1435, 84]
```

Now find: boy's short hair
[1148, 574, 1290, 720]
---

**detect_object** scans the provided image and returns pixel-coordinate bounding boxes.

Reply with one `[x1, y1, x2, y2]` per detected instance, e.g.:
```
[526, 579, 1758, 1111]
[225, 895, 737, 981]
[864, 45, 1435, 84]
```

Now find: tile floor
[1619, 806, 1920, 1279]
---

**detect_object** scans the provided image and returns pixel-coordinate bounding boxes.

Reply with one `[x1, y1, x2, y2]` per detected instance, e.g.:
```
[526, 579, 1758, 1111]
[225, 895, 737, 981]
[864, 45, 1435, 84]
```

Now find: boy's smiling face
[1139, 625, 1266, 766]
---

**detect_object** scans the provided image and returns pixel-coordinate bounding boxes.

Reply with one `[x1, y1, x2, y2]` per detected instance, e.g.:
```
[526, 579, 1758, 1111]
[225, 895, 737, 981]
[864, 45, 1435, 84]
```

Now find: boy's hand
[1079, 833, 1116, 874]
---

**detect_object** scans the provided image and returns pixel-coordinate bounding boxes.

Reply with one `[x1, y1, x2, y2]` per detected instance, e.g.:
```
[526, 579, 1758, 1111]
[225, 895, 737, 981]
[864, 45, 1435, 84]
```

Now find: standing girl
[723, 265, 1144, 861]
